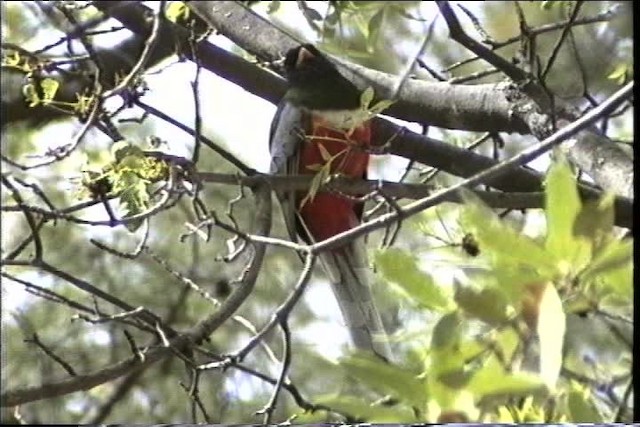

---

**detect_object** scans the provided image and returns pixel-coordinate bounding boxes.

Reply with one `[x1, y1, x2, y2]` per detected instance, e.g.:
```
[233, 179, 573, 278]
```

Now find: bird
[269, 44, 392, 361]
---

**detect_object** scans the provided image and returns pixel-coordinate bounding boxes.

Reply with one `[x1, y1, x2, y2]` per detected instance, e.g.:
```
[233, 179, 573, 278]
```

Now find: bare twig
[256, 319, 292, 424]
[180, 369, 212, 423]
[90, 220, 150, 259]
[436, 1, 528, 84]
[198, 254, 316, 370]
[190, 29, 204, 165]
[1, 174, 44, 261]
[1, 272, 93, 314]
[392, 15, 438, 99]
[102, 1, 166, 99]
[541, 1, 584, 81]
[24, 333, 77, 377]
[72, 307, 146, 324]
[123, 330, 146, 362]
[613, 379, 633, 422]
[444, 6, 619, 72]
[134, 100, 253, 174]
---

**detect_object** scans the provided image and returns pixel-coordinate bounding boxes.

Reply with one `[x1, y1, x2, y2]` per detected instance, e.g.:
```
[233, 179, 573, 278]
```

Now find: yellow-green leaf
[607, 63, 629, 85]
[544, 157, 583, 266]
[567, 381, 603, 422]
[317, 142, 332, 163]
[535, 282, 565, 390]
[460, 190, 556, 276]
[314, 394, 415, 422]
[573, 192, 615, 252]
[360, 86, 375, 109]
[454, 286, 511, 325]
[340, 353, 427, 407]
[375, 248, 452, 311]
[40, 78, 59, 103]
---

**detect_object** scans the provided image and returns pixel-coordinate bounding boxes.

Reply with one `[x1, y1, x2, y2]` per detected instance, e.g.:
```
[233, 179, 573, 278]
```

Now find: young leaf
[580, 238, 632, 283]
[375, 248, 452, 311]
[314, 394, 415, 422]
[544, 157, 584, 266]
[533, 281, 565, 390]
[573, 192, 615, 252]
[360, 86, 375, 109]
[454, 286, 511, 325]
[466, 362, 546, 399]
[339, 353, 427, 407]
[40, 78, 60, 104]
[607, 63, 629, 85]
[460, 190, 556, 276]
[317, 142, 332, 163]
[366, 8, 385, 52]
[567, 381, 603, 422]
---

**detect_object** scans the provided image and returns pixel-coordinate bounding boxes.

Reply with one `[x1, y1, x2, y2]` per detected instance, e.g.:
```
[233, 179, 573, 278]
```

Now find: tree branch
[1, 182, 272, 407]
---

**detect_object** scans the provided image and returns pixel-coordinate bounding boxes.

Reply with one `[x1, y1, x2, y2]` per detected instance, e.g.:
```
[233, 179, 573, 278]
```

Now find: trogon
[269, 44, 392, 361]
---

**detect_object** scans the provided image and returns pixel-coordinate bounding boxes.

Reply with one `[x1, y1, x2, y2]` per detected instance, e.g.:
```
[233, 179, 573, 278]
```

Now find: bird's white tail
[320, 240, 392, 361]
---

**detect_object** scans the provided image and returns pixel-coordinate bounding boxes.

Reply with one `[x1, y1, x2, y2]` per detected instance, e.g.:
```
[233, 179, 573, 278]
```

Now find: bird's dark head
[282, 45, 361, 110]
[284, 45, 334, 84]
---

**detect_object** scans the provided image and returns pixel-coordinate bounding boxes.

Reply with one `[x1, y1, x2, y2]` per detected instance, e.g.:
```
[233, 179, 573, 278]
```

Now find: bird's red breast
[297, 116, 371, 242]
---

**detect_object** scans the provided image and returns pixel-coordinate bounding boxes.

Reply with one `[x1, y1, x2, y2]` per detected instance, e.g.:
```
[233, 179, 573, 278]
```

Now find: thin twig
[198, 254, 316, 370]
[102, 1, 167, 99]
[24, 333, 77, 376]
[541, 1, 584, 81]
[257, 319, 292, 424]
[1, 174, 44, 261]
[190, 30, 203, 165]
[134, 99, 253, 174]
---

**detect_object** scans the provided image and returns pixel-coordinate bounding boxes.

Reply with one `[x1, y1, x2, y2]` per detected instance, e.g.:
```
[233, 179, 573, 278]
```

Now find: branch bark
[186, 1, 634, 199]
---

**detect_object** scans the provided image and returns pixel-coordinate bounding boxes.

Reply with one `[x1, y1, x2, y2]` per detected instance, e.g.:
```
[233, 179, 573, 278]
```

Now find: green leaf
[314, 394, 415, 422]
[317, 142, 332, 163]
[431, 311, 462, 349]
[360, 86, 375, 109]
[300, 164, 329, 206]
[340, 353, 427, 407]
[567, 381, 603, 422]
[573, 192, 615, 252]
[110, 140, 143, 162]
[460, 190, 556, 276]
[467, 363, 546, 399]
[22, 83, 40, 107]
[40, 78, 59, 103]
[366, 8, 385, 52]
[368, 99, 395, 116]
[430, 313, 485, 379]
[166, 1, 190, 23]
[454, 286, 511, 325]
[544, 157, 586, 268]
[492, 327, 520, 363]
[535, 282, 565, 390]
[266, 0, 281, 14]
[580, 238, 632, 284]
[375, 248, 452, 311]
[607, 63, 629, 85]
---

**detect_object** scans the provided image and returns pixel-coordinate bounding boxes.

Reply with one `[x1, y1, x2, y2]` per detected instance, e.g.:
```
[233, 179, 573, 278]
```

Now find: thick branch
[186, 1, 634, 200]
[193, 172, 631, 229]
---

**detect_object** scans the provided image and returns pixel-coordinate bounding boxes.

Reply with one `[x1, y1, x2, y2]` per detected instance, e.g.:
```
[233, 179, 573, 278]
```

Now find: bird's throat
[311, 108, 370, 132]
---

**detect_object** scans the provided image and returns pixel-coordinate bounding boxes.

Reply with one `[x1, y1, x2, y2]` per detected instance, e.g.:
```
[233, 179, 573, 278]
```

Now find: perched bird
[269, 44, 392, 361]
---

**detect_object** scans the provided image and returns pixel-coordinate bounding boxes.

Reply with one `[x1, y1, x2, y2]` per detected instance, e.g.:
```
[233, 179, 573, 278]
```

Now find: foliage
[348, 158, 631, 422]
